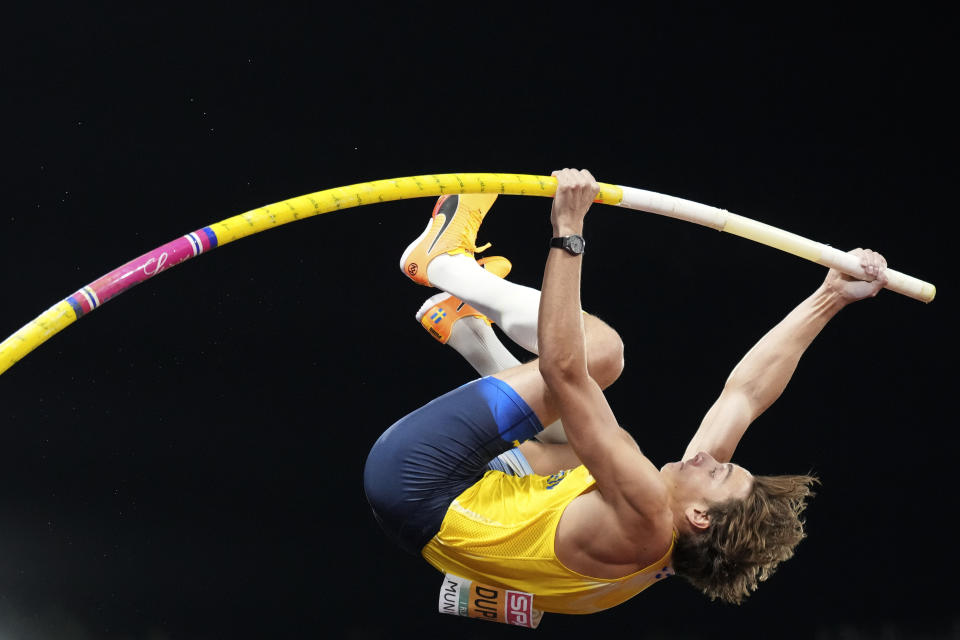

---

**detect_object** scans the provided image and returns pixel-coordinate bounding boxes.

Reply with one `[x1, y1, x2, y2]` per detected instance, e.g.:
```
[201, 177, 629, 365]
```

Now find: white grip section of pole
[618, 186, 935, 303]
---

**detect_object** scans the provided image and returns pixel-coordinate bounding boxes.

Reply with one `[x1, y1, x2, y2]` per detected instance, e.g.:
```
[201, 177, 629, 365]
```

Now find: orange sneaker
[400, 193, 498, 286]
[415, 255, 512, 343]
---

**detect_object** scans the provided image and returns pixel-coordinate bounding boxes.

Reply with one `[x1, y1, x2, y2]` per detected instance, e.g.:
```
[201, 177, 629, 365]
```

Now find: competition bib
[437, 573, 543, 629]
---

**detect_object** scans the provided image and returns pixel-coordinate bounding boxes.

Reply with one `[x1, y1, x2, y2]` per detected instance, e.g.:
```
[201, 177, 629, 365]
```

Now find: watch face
[566, 235, 585, 254]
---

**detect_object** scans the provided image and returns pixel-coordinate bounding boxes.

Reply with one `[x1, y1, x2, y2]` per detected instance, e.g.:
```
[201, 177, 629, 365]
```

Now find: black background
[1, 5, 955, 639]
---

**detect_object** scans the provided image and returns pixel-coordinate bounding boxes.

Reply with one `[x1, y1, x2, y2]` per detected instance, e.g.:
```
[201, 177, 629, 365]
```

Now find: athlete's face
[660, 451, 753, 522]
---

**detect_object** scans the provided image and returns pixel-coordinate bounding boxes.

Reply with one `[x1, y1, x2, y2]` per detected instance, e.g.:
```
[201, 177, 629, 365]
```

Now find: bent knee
[584, 315, 625, 388]
[593, 333, 625, 388]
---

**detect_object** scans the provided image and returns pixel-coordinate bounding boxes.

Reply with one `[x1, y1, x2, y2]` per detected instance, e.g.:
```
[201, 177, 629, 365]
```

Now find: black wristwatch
[550, 234, 586, 255]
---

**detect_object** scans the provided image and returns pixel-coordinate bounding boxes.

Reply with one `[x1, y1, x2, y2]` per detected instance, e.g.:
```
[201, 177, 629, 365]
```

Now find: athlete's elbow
[539, 346, 588, 388]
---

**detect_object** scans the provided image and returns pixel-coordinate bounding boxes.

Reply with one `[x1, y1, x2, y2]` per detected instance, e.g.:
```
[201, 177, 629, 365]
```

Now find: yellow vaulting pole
[0, 172, 933, 378]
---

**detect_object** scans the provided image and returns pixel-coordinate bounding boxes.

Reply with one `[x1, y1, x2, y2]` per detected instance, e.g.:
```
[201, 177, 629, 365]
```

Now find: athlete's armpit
[518, 440, 582, 476]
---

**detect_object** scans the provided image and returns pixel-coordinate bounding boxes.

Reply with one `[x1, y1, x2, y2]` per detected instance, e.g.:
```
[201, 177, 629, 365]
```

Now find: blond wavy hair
[672, 473, 819, 604]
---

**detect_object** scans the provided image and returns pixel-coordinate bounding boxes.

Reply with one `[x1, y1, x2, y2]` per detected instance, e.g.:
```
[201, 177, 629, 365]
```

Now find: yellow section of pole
[0, 302, 78, 375]
[207, 173, 622, 246]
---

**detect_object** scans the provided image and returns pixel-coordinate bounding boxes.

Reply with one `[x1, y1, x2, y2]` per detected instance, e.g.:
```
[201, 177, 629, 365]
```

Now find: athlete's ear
[684, 505, 711, 530]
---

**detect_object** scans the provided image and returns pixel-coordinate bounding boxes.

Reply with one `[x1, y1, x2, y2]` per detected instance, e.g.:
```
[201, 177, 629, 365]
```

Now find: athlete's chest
[554, 490, 669, 579]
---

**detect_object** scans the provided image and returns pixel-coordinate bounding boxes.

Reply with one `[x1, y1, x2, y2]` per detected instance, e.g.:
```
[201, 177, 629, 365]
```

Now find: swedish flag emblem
[430, 308, 447, 324]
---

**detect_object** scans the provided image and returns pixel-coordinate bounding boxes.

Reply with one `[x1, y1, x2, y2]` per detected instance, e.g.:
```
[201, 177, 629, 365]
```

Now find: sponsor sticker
[437, 573, 543, 629]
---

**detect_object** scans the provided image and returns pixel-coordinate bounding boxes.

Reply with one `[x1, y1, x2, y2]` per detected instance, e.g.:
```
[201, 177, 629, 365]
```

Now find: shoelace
[447, 205, 492, 255]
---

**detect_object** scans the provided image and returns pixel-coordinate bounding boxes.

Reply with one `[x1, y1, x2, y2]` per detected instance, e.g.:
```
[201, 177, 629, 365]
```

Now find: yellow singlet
[421, 465, 675, 614]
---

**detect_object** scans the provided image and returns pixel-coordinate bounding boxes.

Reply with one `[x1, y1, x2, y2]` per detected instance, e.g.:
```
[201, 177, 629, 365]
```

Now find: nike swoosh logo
[427, 195, 459, 254]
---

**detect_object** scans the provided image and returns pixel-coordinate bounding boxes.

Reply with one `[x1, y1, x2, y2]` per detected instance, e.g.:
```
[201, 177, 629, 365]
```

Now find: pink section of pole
[67, 232, 210, 317]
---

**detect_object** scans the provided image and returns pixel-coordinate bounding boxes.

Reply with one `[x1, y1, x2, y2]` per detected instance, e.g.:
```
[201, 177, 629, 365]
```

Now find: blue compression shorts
[363, 377, 543, 555]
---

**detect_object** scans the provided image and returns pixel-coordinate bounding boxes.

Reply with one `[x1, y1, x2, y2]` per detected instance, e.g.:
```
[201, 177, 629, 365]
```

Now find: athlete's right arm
[538, 169, 671, 529]
[682, 249, 888, 463]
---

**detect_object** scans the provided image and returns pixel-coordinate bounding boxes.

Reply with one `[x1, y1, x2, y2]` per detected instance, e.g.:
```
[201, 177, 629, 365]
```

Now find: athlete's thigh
[492, 360, 561, 428]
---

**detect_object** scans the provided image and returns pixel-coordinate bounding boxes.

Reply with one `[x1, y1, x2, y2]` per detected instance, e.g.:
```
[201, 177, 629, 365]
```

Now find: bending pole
[0, 173, 935, 377]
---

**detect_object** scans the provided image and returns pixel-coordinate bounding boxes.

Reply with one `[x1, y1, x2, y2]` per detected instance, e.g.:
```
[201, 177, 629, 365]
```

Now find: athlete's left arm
[539, 169, 671, 530]
[682, 249, 888, 463]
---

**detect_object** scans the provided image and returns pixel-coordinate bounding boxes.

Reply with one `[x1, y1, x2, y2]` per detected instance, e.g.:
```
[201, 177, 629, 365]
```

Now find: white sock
[427, 253, 541, 354]
[446, 316, 520, 376]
